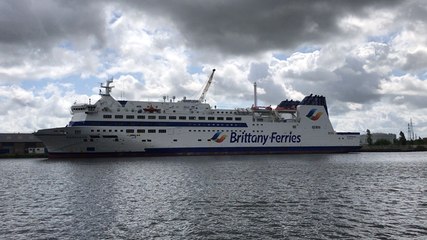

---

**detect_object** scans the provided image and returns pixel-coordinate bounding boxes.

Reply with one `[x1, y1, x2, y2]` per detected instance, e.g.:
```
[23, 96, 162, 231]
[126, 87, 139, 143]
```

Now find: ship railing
[70, 104, 98, 114]
[235, 108, 251, 115]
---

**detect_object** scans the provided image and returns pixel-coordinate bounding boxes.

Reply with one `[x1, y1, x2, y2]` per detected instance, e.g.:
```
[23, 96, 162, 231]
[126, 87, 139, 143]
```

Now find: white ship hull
[35, 80, 360, 158]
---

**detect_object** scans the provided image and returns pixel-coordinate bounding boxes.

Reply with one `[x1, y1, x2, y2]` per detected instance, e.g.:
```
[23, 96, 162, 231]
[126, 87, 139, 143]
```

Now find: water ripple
[0, 153, 427, 239]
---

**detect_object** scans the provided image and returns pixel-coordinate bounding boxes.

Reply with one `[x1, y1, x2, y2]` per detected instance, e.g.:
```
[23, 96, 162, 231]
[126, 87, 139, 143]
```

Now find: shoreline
[359, 145, 427, 152]
[0, 153, 48, 159]
[1, 146, 427, 158]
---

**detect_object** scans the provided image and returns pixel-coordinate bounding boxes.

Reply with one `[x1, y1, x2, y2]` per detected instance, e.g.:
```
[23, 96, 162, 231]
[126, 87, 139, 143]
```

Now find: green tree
[374, 139, 391, 146]
[399, 131, 407, 145]
[366, 129, 373, 145]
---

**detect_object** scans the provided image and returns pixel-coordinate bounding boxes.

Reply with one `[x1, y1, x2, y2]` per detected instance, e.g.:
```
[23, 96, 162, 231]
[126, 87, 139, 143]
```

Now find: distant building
[360, 133, 396, 145]
[0, 133, 45, 155]
[28, 148, 46, 154]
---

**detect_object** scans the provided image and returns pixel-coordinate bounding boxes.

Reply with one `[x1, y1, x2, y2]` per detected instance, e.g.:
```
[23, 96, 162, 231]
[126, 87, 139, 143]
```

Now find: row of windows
[188, 129, 264, 133]
[103, 114, 242, 121]
[109, 108, 236, 115]
[90, 129, 167, 133]
[87, 128, 259, 134]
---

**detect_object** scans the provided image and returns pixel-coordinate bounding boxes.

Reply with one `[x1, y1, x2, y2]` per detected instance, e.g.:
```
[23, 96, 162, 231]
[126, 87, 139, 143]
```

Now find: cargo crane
[199, 69, 216, 102]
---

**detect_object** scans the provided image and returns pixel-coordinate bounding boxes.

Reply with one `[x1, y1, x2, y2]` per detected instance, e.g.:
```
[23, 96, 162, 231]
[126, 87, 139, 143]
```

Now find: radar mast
[100, 78, 114, 96]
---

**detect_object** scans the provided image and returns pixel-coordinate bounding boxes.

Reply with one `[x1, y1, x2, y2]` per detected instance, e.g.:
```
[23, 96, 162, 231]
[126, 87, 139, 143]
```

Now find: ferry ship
[35, 70, 360, 157]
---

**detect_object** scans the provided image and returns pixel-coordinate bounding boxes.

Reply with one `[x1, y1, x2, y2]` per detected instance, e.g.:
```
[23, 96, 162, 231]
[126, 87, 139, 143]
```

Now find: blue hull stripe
[69, 121, 248, 128]
[145, 146, 361, 154]
[48, 146, 361, 158]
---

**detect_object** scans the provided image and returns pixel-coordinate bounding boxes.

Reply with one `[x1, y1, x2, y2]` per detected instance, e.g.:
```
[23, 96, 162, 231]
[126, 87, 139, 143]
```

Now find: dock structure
[0, 133, 45, 155]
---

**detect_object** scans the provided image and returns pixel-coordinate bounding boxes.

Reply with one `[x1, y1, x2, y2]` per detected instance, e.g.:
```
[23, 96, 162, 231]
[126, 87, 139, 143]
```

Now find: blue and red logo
[211, 131, 227, 143]
[306, 109, 323, 121]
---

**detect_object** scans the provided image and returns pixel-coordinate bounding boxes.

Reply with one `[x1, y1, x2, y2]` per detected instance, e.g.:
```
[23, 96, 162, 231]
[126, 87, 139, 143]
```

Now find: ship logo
[306, 109, 323, 121]
[211, 131, 227, 143]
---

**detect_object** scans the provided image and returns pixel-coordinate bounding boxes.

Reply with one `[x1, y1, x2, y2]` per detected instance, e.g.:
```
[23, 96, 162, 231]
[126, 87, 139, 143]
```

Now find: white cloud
[379, 74, 427, 96]
[0, 83, 97, 132]
[0, 0, 427, 138]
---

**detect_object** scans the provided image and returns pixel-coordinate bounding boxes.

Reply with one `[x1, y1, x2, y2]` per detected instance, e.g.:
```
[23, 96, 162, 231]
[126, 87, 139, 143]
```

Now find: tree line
[366, 129, 427, 146]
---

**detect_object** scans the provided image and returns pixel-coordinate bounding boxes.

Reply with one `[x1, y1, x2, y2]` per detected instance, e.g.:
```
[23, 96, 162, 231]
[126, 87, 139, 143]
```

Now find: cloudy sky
[1, 0, 427, 138]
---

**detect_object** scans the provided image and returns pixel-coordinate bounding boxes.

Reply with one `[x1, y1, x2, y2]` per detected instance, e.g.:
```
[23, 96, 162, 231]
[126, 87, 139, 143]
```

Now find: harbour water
[1, 152, 426, 239]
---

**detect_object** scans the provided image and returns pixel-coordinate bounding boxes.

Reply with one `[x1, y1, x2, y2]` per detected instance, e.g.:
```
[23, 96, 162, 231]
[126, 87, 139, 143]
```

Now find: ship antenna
[100, 78, 114, 96]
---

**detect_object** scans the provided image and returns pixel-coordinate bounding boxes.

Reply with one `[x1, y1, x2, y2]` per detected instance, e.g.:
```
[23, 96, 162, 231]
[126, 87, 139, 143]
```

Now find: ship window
[115, 115, 123, 119]
[97, 130, 100, 132]
[198, 117, 205, 120]
[137, 129, 145, 133]
[208, 117, 215, 120]
[235, 117, 242, 121]
[226, 117, 232, 121]
[142, 140, 146, 142]
[169, 116, 176, 120]
[147, 139, 152, 142]
[126, 115, 134, 119]
[103, 115, 112, 119]
[159, 116, 166, 120]
[87, 147, 95, 151]
[173, 139, 177, 142]
[91, 130, 94, 132]
[217, 117, 224, 120]
[189, 116, 196, 120]
[148, 116, 156, 120]
[126, 129, 134, 133]
[159, 129, 167, 133]
[137, 115, 145, 119]
[198, 139, 202, 141]
[148, 129, 156, 133]
[179, 116, 186, 120]
[75, 130, 81, 134]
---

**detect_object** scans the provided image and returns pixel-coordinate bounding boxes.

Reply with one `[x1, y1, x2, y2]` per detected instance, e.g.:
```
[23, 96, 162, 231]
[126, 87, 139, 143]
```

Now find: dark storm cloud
[332, 58, 381, 103]
[402, 50, 427, 72]
[289, 57, 381, 104]
[248, 62, 269, 82]
[125, 0, 400, 54]
[0, 0, 106, 50]
[391, 95, 427, 109]
[0, 0, 404, 58]
[247, 63, 289, 104]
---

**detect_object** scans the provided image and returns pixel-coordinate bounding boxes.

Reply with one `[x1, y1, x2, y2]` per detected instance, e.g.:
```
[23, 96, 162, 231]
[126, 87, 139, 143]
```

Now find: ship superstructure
[36, 72, 360, 157]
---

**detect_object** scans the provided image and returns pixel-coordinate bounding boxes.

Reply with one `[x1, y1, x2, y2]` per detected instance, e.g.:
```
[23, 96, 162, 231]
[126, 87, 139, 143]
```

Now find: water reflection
[0, 153, 426, 239]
